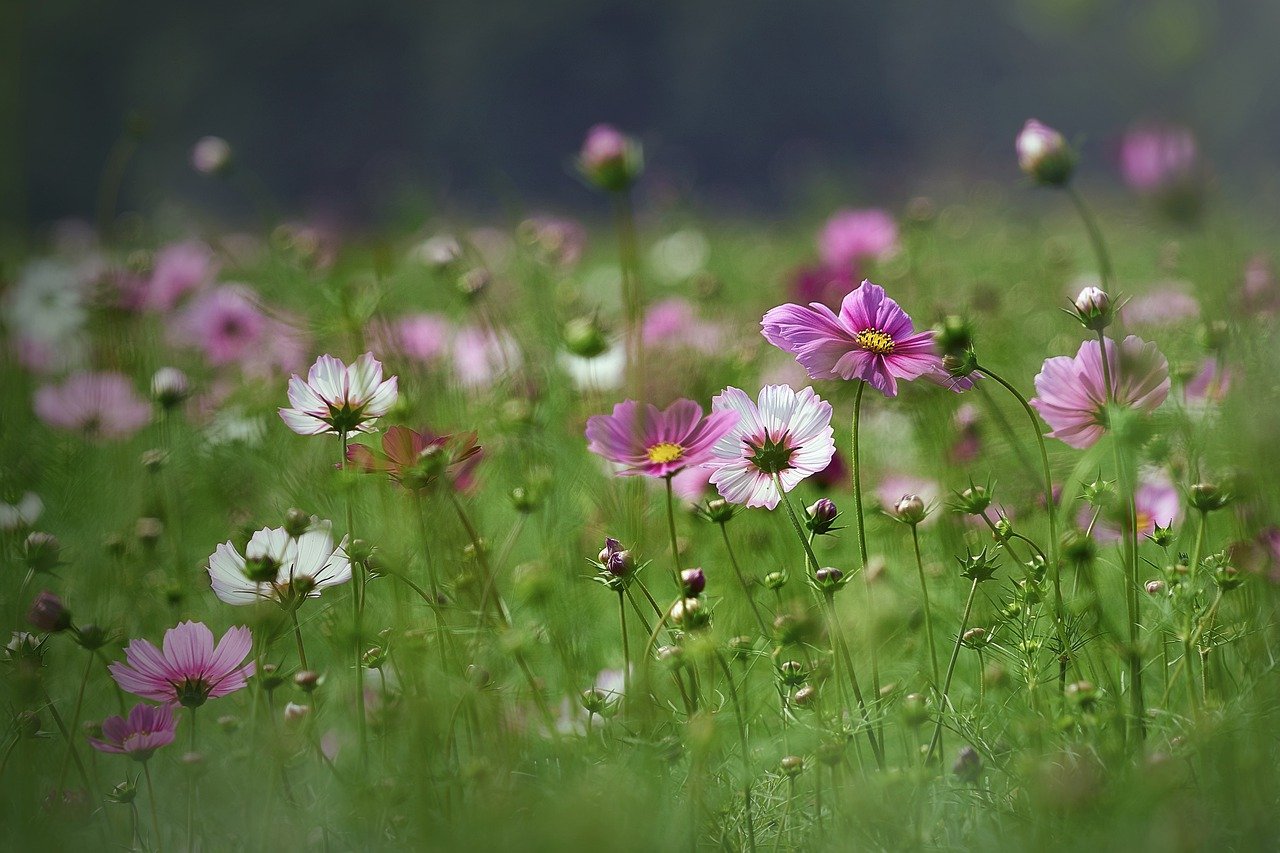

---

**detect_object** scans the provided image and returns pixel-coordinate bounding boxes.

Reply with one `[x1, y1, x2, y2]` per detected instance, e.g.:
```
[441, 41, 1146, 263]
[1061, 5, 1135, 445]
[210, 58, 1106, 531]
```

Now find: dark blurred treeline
[3, 0, 1279, 230]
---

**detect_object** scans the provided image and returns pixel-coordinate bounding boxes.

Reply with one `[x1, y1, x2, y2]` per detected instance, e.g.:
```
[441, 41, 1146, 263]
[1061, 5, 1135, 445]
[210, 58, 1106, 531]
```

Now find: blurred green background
[3, 0, 1280, 230]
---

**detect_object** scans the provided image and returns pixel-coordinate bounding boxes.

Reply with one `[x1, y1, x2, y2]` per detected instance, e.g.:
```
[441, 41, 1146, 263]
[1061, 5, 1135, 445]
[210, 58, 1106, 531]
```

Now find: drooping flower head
[762, 280, 941, 396]
[1030, 335, 1170, 449]
[347, 426, 482, 492]
[817, 209, 899, 271]
[208, 521, 351, 606]
[279, 353, 398, 436]
[34, 372, 151, 440]
[585, 399, 739, 479]
[89, 703, 178, 761]
[109, 621, 254, 708]
[705, 385, 836, 510]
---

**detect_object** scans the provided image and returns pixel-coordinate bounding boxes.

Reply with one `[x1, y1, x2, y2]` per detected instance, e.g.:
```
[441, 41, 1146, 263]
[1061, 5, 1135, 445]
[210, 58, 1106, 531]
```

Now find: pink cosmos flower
[109, 621, 255, 708]
[1030, 335, 1171, 450]
[1184, 359, 1231, 406]
[34, 372, 151, 440]
[279, 353, 399, 436]
[1118, 124, 1197, 193]
[585, 399, 739, 479]
[141, 241, 217, 312]
[171, 285, 267, 365]
[643, 298, 723, 353]
[1122, 285, 1199, 327]
[1079, 470, 1181, 543]
[705, 385, 836, 510]
[789, 264, 859, 310]
[670, 465, 714, 501]
[580, 125, 630, 171]
[89, 703, 178, 761]
[396, 313, 453, 363]
[818, 209, 899, 271]
[452, 326, 522, 389]
[762, 280, 941, 397]
[207, 521, 351, 606]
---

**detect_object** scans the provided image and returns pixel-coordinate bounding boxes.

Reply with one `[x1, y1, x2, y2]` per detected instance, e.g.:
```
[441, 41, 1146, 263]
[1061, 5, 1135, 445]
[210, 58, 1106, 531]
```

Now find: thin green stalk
[848, 382, 882, 709]
[911, 525, 942, 692]
[341, 430, 369, 771]
[719, 521, 769, 636]
[143, 761, 163, 853]
[618, 590, 631, 701]
[1066, 185, 1115, 292]
[612, 189, 644, 396]
[290, 605, 308, 668]
[56, 651, 95, 790]
[44, 691, 92, 793]
[715, 651, 757, 853]
[927, 577, 980, 763]
[664, 476, 683, 591]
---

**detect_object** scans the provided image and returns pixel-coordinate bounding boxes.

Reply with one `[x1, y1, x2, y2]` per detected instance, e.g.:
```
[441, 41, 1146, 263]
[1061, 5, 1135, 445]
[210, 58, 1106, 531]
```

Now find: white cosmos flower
[557, 343, 625, 392]
[3, 259, 88, 343]
[207, 521, 350, 606]
[278, 352, 398, 436]
[705, 384, 836, 510]
[0, 492, 43, 531]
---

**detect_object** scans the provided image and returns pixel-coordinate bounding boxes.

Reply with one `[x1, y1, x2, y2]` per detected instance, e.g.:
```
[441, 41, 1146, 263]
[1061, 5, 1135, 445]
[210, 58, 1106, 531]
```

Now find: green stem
[341, 430, 369, 772]
[44, 691, 92, 793]
[56, 651, 95, 790]
[848, 382, 882, 708]
[290, 605, 308, 668]
[612, 189, 644, 397]
[143, 761, 163, 853]
[911, 526, 942, 692]
[1066, 185, 1115, 292]
[664, 476, 683, 592]
[719, 522, 769, 636]
[927, 578, 980, 763]
[715, 652, 757, 853]
[618, 590, 631, 702]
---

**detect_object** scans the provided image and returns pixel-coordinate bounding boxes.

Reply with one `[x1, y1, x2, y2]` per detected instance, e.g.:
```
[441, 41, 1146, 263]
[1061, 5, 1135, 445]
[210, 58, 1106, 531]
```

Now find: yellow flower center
[646, 442, 685, 464]
[856, 328, 895, 355]
[1135, 511, 1151, 532]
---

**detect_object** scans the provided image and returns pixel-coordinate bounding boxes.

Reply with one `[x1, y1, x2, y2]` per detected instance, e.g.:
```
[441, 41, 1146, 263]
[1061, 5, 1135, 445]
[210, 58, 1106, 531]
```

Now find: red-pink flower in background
[109, 621, 255, 708]
[139, 241, 217, 312]
[171, 284, 267, 366]
[1030, 335, 1170, 449]
[643, 298, 724, 353]
[1118, 124, 1198, 194]
[89, 703, 179, 761]
[586, 399, 739, 479]
[817, 209, 899, 272]
[34, 372, 151, 440]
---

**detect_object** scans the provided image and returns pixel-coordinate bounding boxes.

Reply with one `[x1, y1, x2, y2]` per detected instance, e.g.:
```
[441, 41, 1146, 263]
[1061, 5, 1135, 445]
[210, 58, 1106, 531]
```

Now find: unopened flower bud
[140, 449, 167, 472]
[893, 494, 927, 525]
[243, 553, 280, 584]
[456, 268, 491, 301]
[150, 368, 190, 409]
[509, 486, 539, 514]
[792, 684, 818, 708]
[259, 663, 285, 691]
[283, 508, 311, 538]
[1150, 523, 1175, 548]
[952, 745, 983, 783]
[680, 567, 706, 597]
[817, 740, 845, 766]
[780, 755, 804, 777]
[27, 591, 71, 633]
[107, 780, 137, 805]
[599, 538, 635, 578]
[778, 660, 806, 686]
[936, 315, 975, 359]
[1072, 286, 1113, 332]
[901, 692, 929, 727]
[1189, 482, 1229, 513]
[961, 627, 989, 649]
[670, 597, 708, 630]
[1065, 680, 1098, 710]
[74, 624, 109, 651]
[955, 485, 991, 515]
[217, 715, 240, 733]
[814, 567, 844, 592]
[1016, 119, 1075, 186]
[763, 571, 787, 591]
[804, 498, 839, 535]
[283, 702, 310, 724]
[1145, 579, 1166, 596]
[562, 316, 610, 359]
[24, 532, 61, 573]
[577, 124, 643, 192]
[135, 517, 163, 545]
[293, 670, 322, 692]
[702, 498, 737, 524]
[348, 539, 374, 564]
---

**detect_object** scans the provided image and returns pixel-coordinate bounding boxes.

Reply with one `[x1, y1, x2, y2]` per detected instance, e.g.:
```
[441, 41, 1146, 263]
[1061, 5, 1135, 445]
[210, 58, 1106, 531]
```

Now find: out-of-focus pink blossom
[817, 209, 899, 272]
[170, 285, 267, 366]
[139, 241, 218, 312]
[34, 372, 151, 440]
[1118, 124, 1198, 194]
[1122, 284, 1199, 327]
[642, 298, 723, 353]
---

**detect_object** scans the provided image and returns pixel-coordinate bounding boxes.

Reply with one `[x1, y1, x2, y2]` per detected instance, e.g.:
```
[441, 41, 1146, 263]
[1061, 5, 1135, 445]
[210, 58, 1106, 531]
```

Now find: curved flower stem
[715, 651, 758, 853]
[143, 761, 163, 853]
[340, 430, 369, 772]
[290, 605, 309, 669]
[664, 476, 683, 591]
[911, 525, 942, 693]
[927, 577, 980, 763]
[43, 690, 92, 793]
[719, 521, 769, 636]
[975, 362, 1068, 685]
[618, 590, 631, 701]
[612, 188, 644, 397]
[56, 651, 94, 791]
[1066, 185, 1116, 292]
[848, 382, 882, 712]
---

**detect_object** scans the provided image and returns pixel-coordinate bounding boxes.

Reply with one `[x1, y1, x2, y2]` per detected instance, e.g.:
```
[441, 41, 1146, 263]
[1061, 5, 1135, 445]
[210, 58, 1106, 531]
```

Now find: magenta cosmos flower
[279, 352, 398, 436]
[817, 209, 899, 271]
[585, 399, 739, 478]
[89, 703, 178, 761]
[705, 385, 835, 510]
[34, 372, 151, 440]
[762, 280, 941, 397]
[1118, 124, 1197, 194]
[109, 621, 255, 708]
[1030, 335, 1170, 450]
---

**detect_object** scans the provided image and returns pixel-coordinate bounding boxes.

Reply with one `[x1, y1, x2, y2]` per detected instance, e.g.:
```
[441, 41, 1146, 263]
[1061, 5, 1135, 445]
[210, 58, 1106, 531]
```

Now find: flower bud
[191, 136, 232, 175]
[293, 670, 322, 692]
[792, 684, 818, 708]
[701, 498, 737, 525]
[283, 508, 311, 538]
[27, 591, 72, 633]
[140, 449, 167, 472]
[562, 316, 610, 359]
[670, 597, 708, 630]
[456, 268, 491, 302]
[135, 517, 163, 545]
[804, 498, 839, 535]
[680, 567, 706, 598]
[243, 553, 281, 584]
[1065, 680, 1098, 710]
[893, 494, 927, 525]
[763, 571, 787, 591]
[935, 315, 975, 359]
[150, 368, 190, 409]
[780, 755, 805, 777]
[1145, 579, 1166, 596]
[217, 715, 240, 733]
[259, 663, 285, 692]
[1016, 119, 1075, 186]
[106, 780, 137, 805]
[1071, 287, 1113, 332]
[952, 745, 983, 783]
[24, 532, 61, 573]
[961, 627, 989, 649]
[1150, 523, 1175, 548]
[1189, 482, 1229, 513]
[817, 740, 845, 767]
[901, 693, 929, 728]
[599, 538, 635, 578]
[577, 124, 643, 192]
[778, 660, 806, 686]
[283, 702, 310, 725]
[74, 624, 109, 651]
[954, 484, 991, 515]
[814, 567, 844, 592]
[509, 486, 539, 514]
[348, 539, 375, 564]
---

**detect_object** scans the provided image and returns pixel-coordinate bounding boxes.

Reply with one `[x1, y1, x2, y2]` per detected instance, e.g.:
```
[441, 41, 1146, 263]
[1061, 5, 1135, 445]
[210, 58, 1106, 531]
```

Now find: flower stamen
[646, 442, 685, 464]
[856, 328, 896, 355]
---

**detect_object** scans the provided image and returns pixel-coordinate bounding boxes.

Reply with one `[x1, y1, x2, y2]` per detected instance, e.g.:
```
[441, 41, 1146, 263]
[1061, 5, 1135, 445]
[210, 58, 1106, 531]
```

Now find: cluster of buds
[577, 124, 643, 192]
[1016, 119, 1076, 187]
[804, 498, 841, 535]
